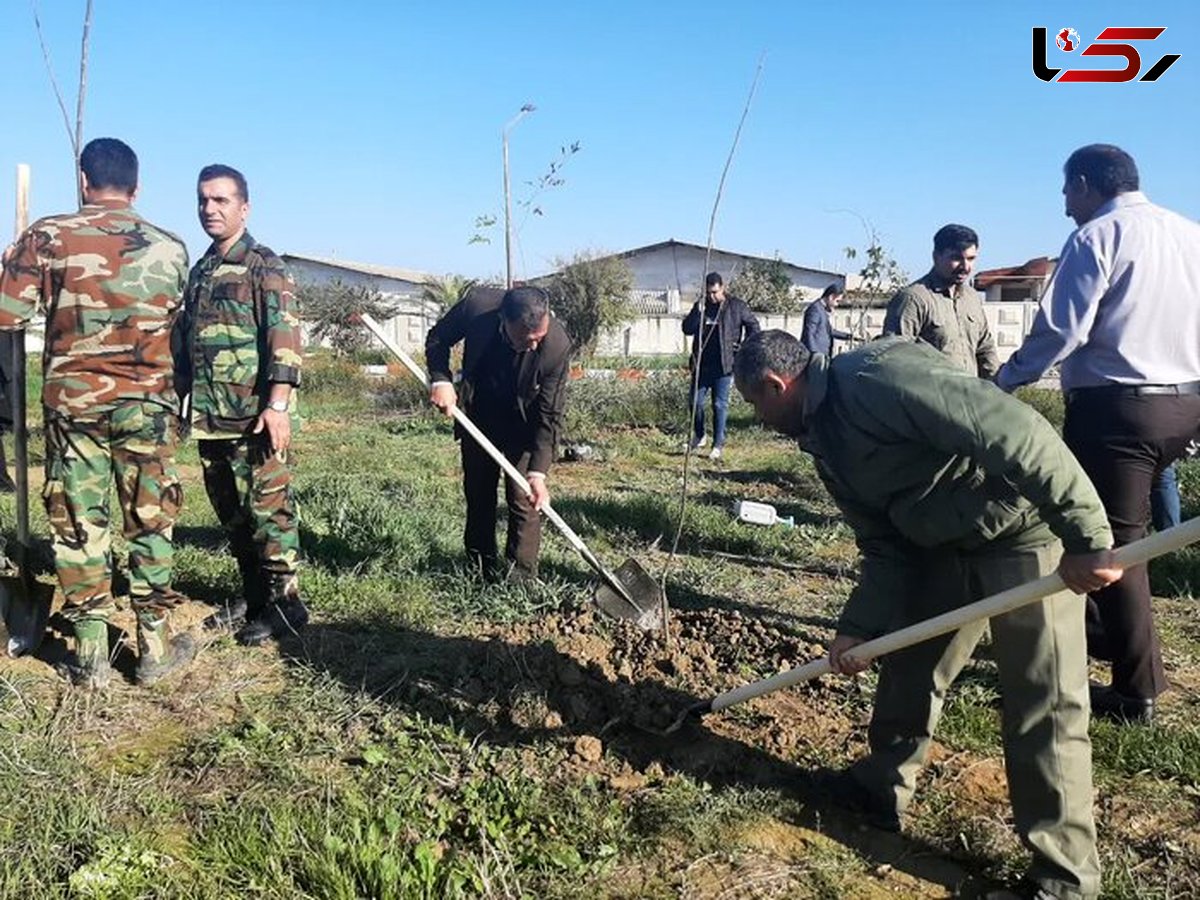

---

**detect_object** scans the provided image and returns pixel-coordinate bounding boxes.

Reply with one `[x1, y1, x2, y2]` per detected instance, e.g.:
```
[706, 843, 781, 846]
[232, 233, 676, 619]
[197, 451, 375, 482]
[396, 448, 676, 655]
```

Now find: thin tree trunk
[74, 0, 93, 207]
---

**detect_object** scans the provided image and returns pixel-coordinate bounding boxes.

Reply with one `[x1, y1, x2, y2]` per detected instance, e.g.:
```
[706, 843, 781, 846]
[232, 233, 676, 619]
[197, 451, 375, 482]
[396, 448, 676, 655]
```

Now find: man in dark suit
[800, 283, 853, 357]
[425, 285, 571, 580]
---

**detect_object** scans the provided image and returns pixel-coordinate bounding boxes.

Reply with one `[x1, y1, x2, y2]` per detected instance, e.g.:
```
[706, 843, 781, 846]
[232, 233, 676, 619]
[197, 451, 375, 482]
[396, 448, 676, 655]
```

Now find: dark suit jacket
[801, 300, 852, 357]
[425, 286, 571, 473]
[681, 295, 760, 376]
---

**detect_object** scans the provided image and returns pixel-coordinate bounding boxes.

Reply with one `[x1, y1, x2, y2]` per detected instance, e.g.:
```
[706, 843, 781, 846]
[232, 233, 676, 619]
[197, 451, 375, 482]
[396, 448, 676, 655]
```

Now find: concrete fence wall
[595, 301, 1039, 362]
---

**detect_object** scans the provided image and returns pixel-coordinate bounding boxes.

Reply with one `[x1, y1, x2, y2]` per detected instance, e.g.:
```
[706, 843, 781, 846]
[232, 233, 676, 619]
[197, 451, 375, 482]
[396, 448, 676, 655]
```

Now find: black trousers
[460, 423, 540, 579]
[1063, 390, 1200, 700]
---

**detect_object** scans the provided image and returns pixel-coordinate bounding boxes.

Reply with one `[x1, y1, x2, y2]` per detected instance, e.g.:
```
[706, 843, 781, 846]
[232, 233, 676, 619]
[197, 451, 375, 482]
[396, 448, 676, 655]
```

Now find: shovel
[0, 163, 53, 657]
[358, 312, 662, 629]
[0, 326, 53, 657]
[662, 515, 1200, 733]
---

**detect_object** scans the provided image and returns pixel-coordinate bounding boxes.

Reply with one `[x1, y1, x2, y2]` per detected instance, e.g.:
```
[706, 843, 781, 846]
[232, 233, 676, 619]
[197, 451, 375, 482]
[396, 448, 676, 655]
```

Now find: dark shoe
[0, 475, 15, 494]
[810, 768, 901, 832]
[235, 595, 309, 646]
[57, 617, 112, 689]
[135, 611, 197, 685]
[203, 597, 248, 631]
[1090, 683, 1154, 725]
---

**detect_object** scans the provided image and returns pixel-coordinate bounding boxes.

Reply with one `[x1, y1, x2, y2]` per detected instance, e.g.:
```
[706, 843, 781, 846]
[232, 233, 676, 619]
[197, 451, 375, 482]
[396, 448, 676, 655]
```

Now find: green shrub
[564, 373, 690, 435]
[1014, 386, 1065, 431]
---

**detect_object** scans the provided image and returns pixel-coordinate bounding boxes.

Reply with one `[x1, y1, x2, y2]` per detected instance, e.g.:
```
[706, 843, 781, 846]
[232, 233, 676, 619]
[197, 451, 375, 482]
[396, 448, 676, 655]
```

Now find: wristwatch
[268, 399, 289, 413]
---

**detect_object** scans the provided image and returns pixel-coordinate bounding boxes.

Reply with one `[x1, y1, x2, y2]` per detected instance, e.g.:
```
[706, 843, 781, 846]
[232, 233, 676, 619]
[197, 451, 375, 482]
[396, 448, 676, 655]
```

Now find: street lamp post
[502, 104, 535, 289]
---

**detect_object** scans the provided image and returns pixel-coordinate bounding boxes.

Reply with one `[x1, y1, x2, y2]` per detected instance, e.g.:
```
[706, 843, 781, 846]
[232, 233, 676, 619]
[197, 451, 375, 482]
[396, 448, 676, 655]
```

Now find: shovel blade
[593, 558, 663, 631]
[0, 575, 54, 658]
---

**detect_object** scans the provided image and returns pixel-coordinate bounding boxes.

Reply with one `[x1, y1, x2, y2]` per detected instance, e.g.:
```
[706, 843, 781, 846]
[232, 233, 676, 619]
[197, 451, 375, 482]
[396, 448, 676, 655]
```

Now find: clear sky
[1, 1, 1197, 284]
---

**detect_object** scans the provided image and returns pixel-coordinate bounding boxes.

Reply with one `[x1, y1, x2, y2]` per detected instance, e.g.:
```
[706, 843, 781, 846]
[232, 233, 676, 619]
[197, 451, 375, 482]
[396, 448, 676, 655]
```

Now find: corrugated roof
[282, 253, 437, 286]
[975, 256, 1056, 288]
[613, 239, 843, 278]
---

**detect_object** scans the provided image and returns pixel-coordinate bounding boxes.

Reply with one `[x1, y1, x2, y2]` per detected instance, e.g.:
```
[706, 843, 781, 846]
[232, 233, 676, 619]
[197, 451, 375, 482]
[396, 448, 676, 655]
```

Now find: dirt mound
[295, 603, 866, 789]
[471, 605, 863, 774]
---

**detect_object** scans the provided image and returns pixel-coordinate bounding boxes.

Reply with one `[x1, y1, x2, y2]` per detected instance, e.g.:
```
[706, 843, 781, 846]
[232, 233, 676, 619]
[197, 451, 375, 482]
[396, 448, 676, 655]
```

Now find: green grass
[4, 355, 1200, 898]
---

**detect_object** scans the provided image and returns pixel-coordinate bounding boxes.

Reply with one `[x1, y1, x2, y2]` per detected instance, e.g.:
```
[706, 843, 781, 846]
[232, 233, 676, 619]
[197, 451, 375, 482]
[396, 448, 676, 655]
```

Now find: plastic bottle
[733, 500, 795, 529]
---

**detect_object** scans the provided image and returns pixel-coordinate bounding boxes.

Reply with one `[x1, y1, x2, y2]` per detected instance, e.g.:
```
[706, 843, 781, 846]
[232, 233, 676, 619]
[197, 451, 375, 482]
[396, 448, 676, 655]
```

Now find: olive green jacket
[883, 272, 999, 378]
[800, 338, 1111, 639]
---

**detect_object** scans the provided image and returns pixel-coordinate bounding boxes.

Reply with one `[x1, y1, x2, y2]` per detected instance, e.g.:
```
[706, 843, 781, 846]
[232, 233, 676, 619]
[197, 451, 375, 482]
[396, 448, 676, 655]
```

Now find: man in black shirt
[681, 272, 760, 460]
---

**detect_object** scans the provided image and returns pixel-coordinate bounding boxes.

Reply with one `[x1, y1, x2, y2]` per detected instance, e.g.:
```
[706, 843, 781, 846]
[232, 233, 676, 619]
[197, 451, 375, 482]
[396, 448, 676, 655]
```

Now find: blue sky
[1, 1, 1197, 283]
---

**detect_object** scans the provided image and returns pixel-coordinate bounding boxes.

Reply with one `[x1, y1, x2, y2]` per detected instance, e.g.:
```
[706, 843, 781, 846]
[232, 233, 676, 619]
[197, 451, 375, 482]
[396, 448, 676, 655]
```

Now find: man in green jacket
[176, 164, 307, 646]
[734, 330, 1121, 900]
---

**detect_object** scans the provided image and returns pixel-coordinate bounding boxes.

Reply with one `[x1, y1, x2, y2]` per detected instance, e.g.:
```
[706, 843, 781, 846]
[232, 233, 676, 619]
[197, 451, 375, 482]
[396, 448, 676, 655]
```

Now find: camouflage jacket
[0, 198, 188, 417]
[176, 231, 302, 432]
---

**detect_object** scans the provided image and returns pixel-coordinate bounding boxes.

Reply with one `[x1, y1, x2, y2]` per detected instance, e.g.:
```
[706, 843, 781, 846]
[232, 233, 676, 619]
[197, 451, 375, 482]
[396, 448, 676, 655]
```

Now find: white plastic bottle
[733, 500, 795, 528]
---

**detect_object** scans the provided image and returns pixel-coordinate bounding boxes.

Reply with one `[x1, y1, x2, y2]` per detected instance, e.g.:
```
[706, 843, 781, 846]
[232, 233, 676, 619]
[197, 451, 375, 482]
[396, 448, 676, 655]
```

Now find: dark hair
[734, 329, 811, 388]
[79, 138, 138, 194]
[705, 272, 723, 288]
[932, 224, 979, 255]
[820, 283, 843, 299]
[500, 286, 550, 329]
[198, 164, 250, 202]
[1064, 144, 1139, 198]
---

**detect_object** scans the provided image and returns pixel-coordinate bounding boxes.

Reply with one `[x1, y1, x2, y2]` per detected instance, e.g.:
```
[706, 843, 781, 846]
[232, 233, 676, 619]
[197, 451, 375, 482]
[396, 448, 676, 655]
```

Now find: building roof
[602, 239, 843, 278]
[282, 252, 437, 286]
[975, 256, 1056, 289]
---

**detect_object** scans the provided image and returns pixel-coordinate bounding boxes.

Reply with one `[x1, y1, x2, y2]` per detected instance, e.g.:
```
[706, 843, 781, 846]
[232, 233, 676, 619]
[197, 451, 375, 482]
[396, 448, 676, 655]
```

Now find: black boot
[204, 545, 268, 630]
[235, 573, 309, 646]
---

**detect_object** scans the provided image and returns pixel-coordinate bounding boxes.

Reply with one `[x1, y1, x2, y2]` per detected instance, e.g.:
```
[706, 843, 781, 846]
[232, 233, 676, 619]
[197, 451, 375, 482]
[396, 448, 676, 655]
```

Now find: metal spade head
[593, 557, 663, 631]
[0, 575, 54, 658]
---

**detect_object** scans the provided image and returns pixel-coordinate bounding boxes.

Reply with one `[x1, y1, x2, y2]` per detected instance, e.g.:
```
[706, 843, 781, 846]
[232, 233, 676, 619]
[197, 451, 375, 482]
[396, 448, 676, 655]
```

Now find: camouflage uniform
[175, 231, 304, 625]
[0, 198, 190, 681]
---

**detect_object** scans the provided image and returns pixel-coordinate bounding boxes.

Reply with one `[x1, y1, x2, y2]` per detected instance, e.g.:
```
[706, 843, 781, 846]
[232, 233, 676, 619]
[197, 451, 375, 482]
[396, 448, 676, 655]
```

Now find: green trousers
[197, 434, 301, 593]
[851, 542, 1099, 899]
[43, 402, 183, 618]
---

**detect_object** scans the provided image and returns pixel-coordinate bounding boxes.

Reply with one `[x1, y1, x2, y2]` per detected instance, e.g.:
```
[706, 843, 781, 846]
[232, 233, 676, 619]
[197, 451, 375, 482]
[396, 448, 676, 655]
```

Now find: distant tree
[297, 279, 398, 357]
[546, 252, 635, 358]
[843, 230, 909, 340]
[843, 232, 908, 300]
[728, 256, 800, 313]
[421, 274, 476, 314]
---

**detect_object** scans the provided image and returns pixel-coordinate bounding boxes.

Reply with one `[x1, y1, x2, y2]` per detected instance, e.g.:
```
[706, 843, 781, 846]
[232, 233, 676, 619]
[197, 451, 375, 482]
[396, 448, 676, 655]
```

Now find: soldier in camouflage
[0, 137, 195, 688]
[174, 164, 308, 646]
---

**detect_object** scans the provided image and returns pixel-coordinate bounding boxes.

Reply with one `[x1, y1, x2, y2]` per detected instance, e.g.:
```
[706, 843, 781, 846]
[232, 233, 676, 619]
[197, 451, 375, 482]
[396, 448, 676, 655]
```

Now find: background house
[282, 253, 440, 349]
[582, 239, 845, 314]
[975, 256, 1055, 303]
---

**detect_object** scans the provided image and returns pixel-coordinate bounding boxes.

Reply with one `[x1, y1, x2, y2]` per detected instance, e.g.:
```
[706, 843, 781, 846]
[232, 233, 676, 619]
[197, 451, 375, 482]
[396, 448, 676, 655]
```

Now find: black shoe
[0, 475, 15, 494]
[810, 768, 901, 832]
[1090, 684, 1154, 725]
[203, 598, 249, 631]
[235, 596, 309, 646]
[135, 633, 197, 686]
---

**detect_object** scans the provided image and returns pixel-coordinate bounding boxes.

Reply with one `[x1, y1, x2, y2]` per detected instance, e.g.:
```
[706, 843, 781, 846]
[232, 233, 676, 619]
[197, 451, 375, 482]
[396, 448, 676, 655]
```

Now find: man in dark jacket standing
[800, 283, 853, 357]
[682, 272, 759, 460]
[735, 330, 1121, 900]
[426, 285, 571, 580]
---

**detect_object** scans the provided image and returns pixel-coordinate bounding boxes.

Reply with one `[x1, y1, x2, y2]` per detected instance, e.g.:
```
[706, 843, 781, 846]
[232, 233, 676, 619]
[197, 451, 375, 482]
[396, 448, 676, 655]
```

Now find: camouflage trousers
[197, 434, 300, 601]
[44, 402, 184, 620]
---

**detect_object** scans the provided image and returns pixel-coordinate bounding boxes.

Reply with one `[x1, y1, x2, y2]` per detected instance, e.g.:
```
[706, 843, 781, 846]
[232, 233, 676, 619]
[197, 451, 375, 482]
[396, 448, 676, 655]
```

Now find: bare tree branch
[74, 0, 93, 206]
[661, 52, 768, 642]
[30, 0, 76, 155]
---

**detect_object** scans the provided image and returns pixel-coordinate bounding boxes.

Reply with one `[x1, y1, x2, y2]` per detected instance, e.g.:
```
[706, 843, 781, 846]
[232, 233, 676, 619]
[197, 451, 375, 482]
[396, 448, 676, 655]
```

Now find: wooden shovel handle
[709, 517, 1200, 713]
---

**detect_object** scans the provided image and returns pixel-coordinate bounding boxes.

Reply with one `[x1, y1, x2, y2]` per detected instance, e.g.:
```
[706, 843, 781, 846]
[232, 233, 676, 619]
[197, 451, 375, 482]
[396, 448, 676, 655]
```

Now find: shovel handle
[709, 516, 1200, 714]
[11, 164, 30, 547]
